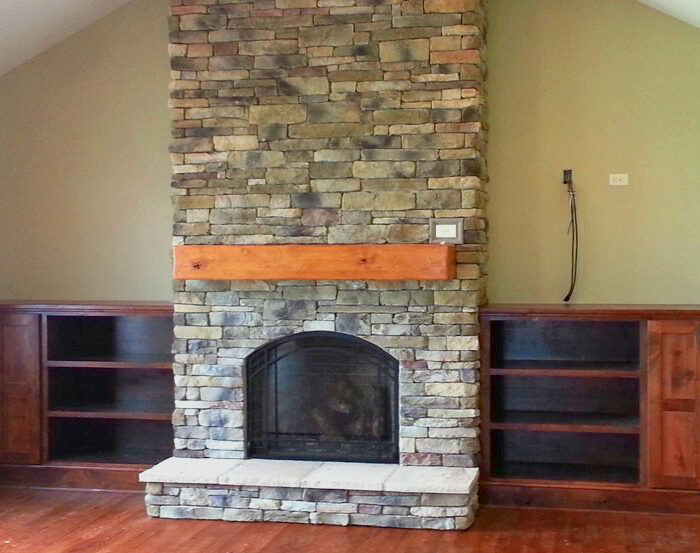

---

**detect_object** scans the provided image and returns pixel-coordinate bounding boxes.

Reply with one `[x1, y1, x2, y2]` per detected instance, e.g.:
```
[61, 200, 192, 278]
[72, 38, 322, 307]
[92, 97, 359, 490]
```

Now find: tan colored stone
[428, 176, 481, 189]
[441, 24, 480, 36]
[424, 0, 479, 13]
[429, 36, 461, 51]
[430, 50, 481, 65]
[289, 123, 372, 138]
[228, 151, 285, 168]
[387, 224, 429, 242]
[456, 264, 481, 279]
[328, 70, 383, 82]
[238, 40, 299, 55]
[434, 290, 479, 306]
[402, 134, 465, 149]
[280, 77, 330, 96]
[388, 123, 434, 135]
[299, 24, 354, 47]
[373, 109, 430, 125]
[213, 135, 259, 151]
[342, 191, 415, 210]
[352, 161, 415, 178]
[266, 168, 309, 185]
[172, 196, 215, 209]
[311, 179, 361, 192]
[379, 39, 429, 62]
[174, 326, 222, 340]
[276, 0, 316, 6]
[308, 103, 361, 123]
[249, 104, 307, 124]
[425, 383, 478, 397]
[439, 148, 478, 160]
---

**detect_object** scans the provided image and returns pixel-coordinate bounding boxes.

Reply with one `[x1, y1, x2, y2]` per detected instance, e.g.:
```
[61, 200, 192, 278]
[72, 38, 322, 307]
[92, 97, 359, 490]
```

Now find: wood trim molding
[173, 244, 456, 281]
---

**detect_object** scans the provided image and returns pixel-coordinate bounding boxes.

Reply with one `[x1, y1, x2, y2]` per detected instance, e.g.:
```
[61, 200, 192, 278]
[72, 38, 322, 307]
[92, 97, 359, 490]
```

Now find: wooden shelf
[48, 410, 172, 422]
[483, 315, 643, 490]
[490, 411, 640, 434]
[47, 359, 172, 370]
[173, 244, 456, 281]
[491, 461, 639, 485]
[49, 450, 170, 466]
[490, 368, 640, 379]
[493, 359, 639, 374]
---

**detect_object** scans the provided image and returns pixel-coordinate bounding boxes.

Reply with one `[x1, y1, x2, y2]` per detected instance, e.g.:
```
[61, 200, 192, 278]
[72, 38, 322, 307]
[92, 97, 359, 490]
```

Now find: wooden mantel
[173, 244, 456, 281]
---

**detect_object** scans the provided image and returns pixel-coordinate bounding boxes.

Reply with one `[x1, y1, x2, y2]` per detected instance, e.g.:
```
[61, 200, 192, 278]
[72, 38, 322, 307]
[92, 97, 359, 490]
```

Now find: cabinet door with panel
[0, 314, 41, 464]
[647, 320, 700, 489]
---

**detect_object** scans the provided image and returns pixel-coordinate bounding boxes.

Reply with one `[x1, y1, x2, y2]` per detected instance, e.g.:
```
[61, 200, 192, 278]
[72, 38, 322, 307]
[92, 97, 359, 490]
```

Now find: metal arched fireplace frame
[245, 331, 399, 464]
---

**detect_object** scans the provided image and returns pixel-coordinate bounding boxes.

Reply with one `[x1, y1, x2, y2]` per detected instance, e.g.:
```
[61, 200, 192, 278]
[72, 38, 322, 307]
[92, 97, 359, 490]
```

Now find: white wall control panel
[609, 173, 629, 186]
[429, 218, 464, 244]
[435, 224, 458, 239]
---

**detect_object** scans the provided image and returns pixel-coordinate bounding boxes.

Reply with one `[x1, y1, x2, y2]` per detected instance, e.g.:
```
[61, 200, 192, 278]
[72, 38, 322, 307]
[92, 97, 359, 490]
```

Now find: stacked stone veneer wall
[169, 0, 488, 468]
[145, 483, 478, 530]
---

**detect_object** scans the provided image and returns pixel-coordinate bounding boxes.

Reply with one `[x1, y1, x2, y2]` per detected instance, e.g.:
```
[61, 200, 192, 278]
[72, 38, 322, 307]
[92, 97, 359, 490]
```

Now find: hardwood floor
[1, 488, 700, 553]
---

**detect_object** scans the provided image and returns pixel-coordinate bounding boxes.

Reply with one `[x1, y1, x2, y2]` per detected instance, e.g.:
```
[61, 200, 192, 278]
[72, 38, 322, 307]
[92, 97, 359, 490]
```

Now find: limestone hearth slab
[218, 459, 322, 487]
[142, 458, 478, 496]
[384, 466, 478, 495]
[139, 457, 242, 485]
[299, 462, 399, 491]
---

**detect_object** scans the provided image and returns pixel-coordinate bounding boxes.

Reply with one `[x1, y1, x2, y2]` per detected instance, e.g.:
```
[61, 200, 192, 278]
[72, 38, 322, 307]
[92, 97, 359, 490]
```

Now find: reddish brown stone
[430, 50, 481, 64]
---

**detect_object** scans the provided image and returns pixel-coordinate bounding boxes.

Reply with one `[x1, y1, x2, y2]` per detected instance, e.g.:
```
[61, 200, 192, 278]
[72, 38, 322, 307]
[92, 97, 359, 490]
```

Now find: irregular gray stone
[263, 300, 316, 320]
[348, 513, 422, 529]
[160, 506, 223, 520]
[223, 508, 263, 522]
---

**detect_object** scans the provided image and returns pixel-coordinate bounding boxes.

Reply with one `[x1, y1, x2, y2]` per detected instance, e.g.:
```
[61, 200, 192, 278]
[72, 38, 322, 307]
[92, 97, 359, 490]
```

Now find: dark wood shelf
[490, 368, 640, 379]
[48, 409, 172, 422]
[490, 411, 640, 434]
[491, 461, 639, 484]
[47, 359, 172, 370]
[493, 359, 639, 374]
[49, 449, 170, 466]
[483, 315, 643, 491]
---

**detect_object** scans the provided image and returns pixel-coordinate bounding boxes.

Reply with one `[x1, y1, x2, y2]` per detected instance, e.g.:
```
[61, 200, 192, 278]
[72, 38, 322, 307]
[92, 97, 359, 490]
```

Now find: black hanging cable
[563, 170, 578, 302]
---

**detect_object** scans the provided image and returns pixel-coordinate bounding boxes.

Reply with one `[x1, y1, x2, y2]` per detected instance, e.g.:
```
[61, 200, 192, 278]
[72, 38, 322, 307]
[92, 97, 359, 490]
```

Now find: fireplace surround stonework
[145, 0, 489, 531]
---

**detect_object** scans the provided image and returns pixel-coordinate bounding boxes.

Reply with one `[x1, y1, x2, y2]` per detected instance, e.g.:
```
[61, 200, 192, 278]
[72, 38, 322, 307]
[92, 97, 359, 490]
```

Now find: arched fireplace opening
[246, 331, 399, 464]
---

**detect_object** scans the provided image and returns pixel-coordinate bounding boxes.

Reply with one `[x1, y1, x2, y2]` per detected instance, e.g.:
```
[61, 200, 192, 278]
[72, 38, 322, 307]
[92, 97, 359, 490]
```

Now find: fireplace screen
[246, 331, 399, 463]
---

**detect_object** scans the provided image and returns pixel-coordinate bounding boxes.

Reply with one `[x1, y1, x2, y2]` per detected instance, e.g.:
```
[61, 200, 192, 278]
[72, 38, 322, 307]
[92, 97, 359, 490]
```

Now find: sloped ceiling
[0, 0, 132, 76]
[637, 0, 700, 28]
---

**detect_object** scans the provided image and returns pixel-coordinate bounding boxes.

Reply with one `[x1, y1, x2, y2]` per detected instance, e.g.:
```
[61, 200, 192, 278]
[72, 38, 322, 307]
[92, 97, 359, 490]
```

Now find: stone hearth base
[141, 458, 479, 531]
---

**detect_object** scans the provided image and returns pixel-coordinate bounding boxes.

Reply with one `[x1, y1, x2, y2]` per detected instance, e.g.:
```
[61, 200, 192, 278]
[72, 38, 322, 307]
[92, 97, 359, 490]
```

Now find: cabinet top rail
[0, 301, 172, 315]
[482, 303, 700, 319]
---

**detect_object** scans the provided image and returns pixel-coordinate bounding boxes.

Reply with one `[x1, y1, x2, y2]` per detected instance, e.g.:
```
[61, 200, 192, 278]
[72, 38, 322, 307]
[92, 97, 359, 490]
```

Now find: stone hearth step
[140, 457, 478, 494]
[140, 458, 479, 530]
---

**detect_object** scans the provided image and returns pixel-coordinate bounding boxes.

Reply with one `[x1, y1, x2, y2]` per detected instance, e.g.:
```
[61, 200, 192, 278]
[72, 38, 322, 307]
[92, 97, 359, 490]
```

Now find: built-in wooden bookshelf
[481, 304, 700, 514]
[0, 302, 173, 490]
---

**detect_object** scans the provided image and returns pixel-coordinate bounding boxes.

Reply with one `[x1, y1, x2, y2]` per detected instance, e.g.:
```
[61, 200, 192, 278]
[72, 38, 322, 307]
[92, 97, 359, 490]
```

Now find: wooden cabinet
[0, 302, 173, 491]
[481, 304, 700, 514]
[0, 314, 41, 464]
[647, 320, 700, 490]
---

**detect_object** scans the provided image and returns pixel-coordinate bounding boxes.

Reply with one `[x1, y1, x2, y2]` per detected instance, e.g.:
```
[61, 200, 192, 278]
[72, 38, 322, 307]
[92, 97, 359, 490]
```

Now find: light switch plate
[609, 173, 629, 186]
[429, 218, 463, 244]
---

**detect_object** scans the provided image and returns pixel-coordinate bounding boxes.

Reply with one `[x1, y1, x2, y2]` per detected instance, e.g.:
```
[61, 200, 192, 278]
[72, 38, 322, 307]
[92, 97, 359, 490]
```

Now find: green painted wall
[488, 0, 700, 304]
[0, 0, 171, 301]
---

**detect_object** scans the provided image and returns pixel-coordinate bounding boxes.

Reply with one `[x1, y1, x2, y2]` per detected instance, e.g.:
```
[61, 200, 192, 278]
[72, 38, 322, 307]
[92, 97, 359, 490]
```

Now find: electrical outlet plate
[609, 173, 629, 186]
[429, 218, 463, 244]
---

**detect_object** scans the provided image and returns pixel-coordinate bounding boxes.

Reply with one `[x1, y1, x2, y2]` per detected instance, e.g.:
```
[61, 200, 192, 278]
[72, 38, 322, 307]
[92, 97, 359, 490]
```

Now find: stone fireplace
[141, 0, 488, 531]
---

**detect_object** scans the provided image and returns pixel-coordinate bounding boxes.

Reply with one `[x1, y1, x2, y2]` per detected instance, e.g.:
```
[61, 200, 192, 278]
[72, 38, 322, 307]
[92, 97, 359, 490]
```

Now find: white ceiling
[0, 0, 132, 76]
[0, 0, 697, 77]
[638, 0, 700, 28]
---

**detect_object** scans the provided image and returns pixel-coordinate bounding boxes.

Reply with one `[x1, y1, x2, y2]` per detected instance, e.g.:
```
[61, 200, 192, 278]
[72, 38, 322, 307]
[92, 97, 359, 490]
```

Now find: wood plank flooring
[1, 488, 699, 553]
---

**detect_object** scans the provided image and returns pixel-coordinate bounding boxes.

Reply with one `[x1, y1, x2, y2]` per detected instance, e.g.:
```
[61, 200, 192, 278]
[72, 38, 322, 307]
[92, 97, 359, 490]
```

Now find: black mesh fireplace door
[246, 331, 399, 463]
